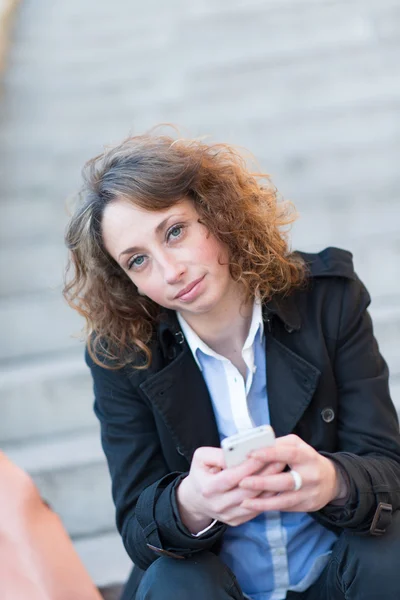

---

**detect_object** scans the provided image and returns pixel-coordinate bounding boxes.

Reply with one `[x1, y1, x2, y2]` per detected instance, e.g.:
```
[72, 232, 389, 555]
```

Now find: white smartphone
[221, 425, 276, 468]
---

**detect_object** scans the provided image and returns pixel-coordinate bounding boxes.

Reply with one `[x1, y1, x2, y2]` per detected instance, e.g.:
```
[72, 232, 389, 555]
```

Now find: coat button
[177, 447, 185, 456]
[321, 407, 335, 423]
[174, 331, 185, 344]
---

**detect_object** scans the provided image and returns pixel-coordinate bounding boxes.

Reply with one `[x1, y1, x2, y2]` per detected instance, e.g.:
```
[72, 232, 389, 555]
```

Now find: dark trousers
[128, 510, 400, 600]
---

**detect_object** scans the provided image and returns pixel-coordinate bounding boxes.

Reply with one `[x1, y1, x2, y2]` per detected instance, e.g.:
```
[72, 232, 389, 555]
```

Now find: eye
[167, 224, 184, 241]
[128, 255, 146, 270]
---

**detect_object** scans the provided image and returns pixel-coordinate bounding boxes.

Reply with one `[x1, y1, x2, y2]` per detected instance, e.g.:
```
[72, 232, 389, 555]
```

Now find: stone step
[368, 304, 400, 384]
[290, 232, 400, 307]
[0, 351, 95, 444]
[3, 430, 116, 539]
[74, 531, 131, 589]
[180, 60, 400, 143]
[0, 193, 71, 246]
[1, 204, 400, 296]
[0, 184, 398, 250]
[0, 240, 69, 296]
[1, 284, 399, 369]
[1, 302, 399, 445]
[0, 291, 84, 362]
[292, 203, 400, 252]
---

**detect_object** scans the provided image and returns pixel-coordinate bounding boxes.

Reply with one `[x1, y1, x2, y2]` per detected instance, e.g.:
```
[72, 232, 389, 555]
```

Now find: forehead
[101, 197, 194, 258]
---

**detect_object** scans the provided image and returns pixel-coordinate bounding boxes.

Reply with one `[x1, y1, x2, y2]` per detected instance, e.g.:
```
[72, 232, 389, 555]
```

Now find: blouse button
[321, 407, 335, 423]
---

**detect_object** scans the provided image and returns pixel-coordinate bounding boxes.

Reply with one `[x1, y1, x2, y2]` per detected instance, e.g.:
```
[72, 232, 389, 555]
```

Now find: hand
[238, 434, 345, 513]
[176, 446, 284, 530]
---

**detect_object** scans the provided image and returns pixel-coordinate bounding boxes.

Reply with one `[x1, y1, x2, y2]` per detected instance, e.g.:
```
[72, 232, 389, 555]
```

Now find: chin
[184, 293, 223, 316]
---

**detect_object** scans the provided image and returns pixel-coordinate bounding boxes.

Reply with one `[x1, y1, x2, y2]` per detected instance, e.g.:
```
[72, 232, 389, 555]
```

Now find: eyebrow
[118, 214, 183, 262]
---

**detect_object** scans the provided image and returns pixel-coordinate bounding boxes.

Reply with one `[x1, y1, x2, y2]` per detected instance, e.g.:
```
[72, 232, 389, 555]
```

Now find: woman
[64, 132, 400, 600]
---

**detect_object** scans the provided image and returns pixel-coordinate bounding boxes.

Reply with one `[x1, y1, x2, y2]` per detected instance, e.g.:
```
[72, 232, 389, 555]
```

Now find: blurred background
[0, 0, 399, 591]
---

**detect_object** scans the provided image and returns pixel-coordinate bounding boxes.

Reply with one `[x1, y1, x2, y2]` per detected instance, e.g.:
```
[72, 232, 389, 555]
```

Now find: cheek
[200, 238, 230, 273]
[133, 272, 177, 309]
[193, 229, 229, 269]
[136, 280, 165, 304]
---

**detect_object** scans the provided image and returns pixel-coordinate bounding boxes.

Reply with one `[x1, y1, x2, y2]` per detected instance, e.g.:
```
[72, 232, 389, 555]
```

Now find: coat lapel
[266, 335, 321, 438]
[139, 296, 321, 462]
[139, 346, 220, 463]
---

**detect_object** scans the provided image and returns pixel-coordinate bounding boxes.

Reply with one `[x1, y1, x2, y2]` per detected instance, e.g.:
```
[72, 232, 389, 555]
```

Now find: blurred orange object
[0, 452, 102, 600]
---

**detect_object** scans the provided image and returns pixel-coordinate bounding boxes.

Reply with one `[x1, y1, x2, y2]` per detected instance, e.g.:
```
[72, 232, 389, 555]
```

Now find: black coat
[87, 247, 400, 589]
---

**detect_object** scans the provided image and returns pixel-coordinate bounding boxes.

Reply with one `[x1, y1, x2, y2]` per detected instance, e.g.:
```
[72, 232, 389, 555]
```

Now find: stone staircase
[1, 0, 399, 592]
[0, 354, 133, 587]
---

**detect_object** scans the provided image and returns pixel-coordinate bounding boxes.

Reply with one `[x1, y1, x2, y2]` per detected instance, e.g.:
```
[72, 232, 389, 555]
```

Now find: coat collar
[156, 289, 302, 342]
[263, 292, 302, 333]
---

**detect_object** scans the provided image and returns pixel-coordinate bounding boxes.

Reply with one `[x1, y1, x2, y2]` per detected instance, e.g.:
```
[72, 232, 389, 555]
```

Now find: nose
[162, 254, 186, 285]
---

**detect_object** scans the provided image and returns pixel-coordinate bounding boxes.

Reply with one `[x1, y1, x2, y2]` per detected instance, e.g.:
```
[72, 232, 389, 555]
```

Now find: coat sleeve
[86, 349, 225, 570]
[315, 274, 400, 534]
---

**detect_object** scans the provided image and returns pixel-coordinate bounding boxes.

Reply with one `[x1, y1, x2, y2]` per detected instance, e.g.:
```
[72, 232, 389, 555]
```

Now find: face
[101, 197, 236, 321]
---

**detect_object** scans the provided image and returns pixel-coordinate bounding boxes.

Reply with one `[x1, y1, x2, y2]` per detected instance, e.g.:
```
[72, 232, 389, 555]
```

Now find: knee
[136, 551, 239, 600]
[350, 510, 400, 567]
[336, 511, 400, 588]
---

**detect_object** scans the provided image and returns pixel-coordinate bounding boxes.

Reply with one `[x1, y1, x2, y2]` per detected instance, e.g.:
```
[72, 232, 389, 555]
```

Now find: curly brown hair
[64, 130, 306, 369]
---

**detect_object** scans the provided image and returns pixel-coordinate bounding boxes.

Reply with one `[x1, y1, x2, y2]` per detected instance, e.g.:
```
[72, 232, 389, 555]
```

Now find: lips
[174, 276, 205, 299]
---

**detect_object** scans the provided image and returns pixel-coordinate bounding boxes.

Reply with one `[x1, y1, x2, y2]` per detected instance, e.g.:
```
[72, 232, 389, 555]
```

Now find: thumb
[193, 446, 226, 470]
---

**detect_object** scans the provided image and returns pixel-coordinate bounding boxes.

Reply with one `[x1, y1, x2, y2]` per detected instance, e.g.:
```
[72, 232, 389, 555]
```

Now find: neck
[179, 283, 254, 355]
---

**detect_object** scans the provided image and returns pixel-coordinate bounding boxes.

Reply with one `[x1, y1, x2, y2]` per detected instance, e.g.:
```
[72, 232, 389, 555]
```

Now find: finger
[255, 461, 286, 476]
[276, 434, 302, 446]
[249, 444, 305, 466]
[239, 472, 302, 493]
[211, 457, 267, 493]
[260, 491, 276, 499]
[194, 447, 226, 469]
[249, 434, 302, 460]
[217, 485, 262, 510]
[220, 505, 262, 526]
[241, 490, 307, 512]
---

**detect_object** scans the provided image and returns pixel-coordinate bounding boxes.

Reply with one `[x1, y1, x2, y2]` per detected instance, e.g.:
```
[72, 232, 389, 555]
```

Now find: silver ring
[289, 469, 302, 491]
